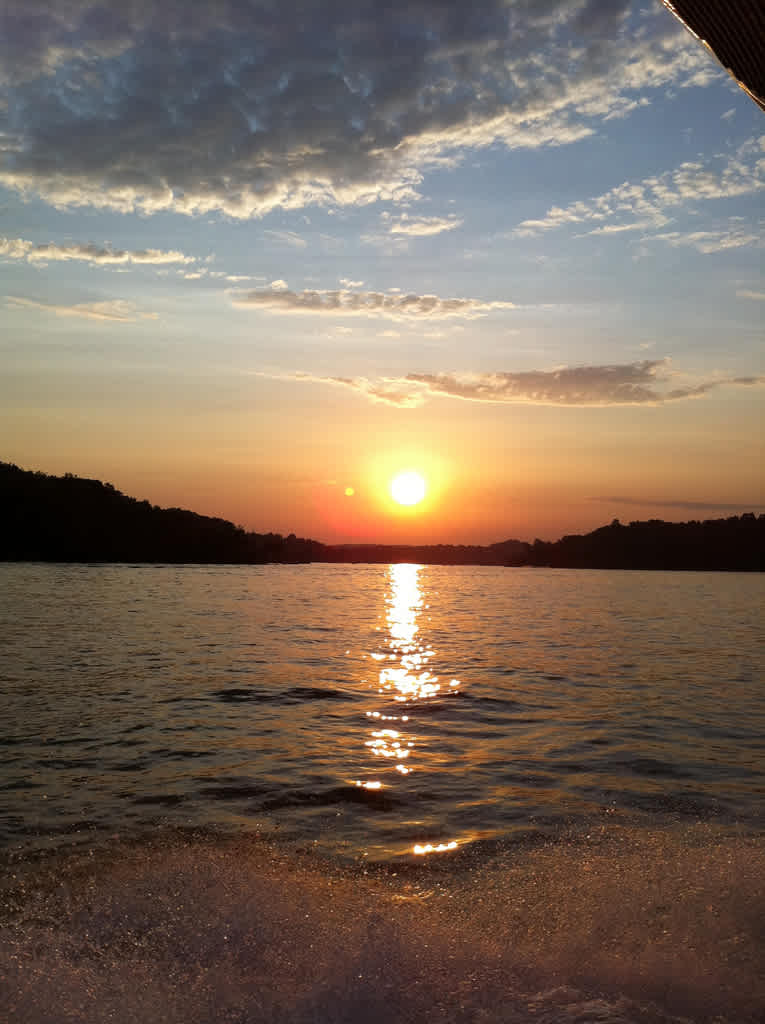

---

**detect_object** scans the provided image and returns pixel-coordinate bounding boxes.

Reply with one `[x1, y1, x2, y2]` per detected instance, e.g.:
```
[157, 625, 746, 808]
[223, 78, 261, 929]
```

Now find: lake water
[2, 563, 764, 1023]
[2, 562, 763, 860]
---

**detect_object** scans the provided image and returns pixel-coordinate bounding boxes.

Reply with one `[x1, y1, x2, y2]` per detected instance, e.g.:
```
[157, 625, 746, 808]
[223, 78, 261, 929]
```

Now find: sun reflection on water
[355, 564, 461, 856]
[380, 563, 459, 704]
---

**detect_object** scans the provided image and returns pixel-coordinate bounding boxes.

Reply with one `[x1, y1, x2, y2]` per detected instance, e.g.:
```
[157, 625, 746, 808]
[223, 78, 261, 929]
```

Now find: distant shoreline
[2, 461, 764, 571]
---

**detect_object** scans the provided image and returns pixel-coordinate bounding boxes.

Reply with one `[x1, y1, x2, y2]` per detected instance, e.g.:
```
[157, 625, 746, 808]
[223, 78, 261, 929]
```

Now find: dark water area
[1, 563, 764, 1022]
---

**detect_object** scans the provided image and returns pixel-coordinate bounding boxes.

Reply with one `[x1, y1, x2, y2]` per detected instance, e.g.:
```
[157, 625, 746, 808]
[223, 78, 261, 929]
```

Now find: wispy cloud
[578, 221, 655, 237]
[0, 1, 722, 218]
[0, 237, 194, 265]
[514, 136, 765, 238]
[231, 285, 515, 319]
[339, 278, 364, 288]
[267, 360, 764, 407]
[736, 289, 765, 301]
[592, 496, 761, 511]
[262, 230, 308, 249]
[645, 226, 763, 253]
[388, 214, 463, 237]
[6, 296, 156, 322]
[260, 372, 430, 408]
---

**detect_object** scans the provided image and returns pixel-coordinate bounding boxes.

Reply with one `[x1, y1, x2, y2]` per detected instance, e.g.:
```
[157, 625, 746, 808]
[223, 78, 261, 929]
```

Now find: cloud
[231, 286, 515, 319]
[263, 230, 308, 249]
[592, 497, 761, 511]
[405, 362, 724, 405]
[645, 226, 763, 253]
[0, 236, 194, 265]
[388, 214, 463, 237]
[339, 278, 364, 288]
[262, 372, 431, 408]
[736, 289, 765, 300]
[0, 1, 722, 218]
[578, 220, 654, 237]
[514, 136, 765, 237]
[6, 295, 156, 322]
[269, 360, 764, 407]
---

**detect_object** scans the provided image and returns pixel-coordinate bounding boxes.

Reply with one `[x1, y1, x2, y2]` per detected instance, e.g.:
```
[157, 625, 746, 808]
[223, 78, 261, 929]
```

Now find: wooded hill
[0, 462, 320, 564]
[2, 462, 763, 570]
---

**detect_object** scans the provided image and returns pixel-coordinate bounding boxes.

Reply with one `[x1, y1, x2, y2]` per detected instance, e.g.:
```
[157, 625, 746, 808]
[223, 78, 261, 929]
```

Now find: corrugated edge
[663, 0, 765, 113]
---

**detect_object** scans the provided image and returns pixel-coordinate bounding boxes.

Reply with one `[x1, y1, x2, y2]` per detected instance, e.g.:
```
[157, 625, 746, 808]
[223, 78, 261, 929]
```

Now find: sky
[1, 0, 763, 545]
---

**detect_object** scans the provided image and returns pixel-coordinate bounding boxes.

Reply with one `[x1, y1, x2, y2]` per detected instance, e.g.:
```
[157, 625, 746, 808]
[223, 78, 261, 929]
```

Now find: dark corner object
[663, 0, 765, 112]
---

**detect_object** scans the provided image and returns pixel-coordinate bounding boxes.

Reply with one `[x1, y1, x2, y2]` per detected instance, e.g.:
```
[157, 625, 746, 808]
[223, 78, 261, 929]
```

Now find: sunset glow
[390, 472, 427, 507]
[2, 5, 764, 1016]
[0, 1, 762, 544]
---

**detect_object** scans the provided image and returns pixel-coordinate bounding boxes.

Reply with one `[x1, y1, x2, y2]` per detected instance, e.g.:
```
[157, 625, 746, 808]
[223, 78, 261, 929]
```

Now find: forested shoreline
[2, 462, 763, 570]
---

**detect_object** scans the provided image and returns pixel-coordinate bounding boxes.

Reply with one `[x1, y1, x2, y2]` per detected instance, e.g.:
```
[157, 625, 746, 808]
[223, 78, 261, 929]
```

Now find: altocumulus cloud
[0, 237, 194, 265]
[0, 0, 720, 218]
[646, 227, 764, 254]
[232, 286, 514, 319]
[271, 360, 764, 407]
[515, 137, 765, 238]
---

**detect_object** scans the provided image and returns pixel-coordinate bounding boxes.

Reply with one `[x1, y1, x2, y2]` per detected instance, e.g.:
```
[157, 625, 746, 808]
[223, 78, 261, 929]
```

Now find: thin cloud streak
[262, 230, 308, 249]
[0, 237, 195, 265]
[263, 361, 765, 408]
[592, 497, 763, 511]
[256, 371, 429, 408]
[388, 215, 463, 237]
[232, 286, 515, 319]
[645, 227, 763, 253]
[6, 296, 156, 322]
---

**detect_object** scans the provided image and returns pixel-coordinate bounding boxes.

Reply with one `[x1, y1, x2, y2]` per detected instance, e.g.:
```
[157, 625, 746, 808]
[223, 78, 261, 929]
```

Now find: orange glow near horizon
[18, 391, 763, 548]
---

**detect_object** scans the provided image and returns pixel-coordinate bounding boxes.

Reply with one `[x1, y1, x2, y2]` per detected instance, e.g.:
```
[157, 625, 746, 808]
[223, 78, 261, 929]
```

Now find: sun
[390, 470, 427, 506]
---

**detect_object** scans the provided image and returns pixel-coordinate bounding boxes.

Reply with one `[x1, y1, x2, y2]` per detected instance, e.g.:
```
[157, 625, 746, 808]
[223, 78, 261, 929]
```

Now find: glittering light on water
[353, 563, 467, 853]
[413, 841, 458, 855]
[365, 729, 411, 759]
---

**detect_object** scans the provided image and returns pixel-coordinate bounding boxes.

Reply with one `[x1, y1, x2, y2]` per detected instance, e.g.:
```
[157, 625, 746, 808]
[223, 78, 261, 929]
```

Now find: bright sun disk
[390, 471, 426, 506]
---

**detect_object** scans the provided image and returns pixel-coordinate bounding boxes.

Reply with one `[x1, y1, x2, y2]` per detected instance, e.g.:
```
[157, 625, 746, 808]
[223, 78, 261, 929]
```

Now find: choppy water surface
[1, 563, 763, 860]
[2, 563, 765, 1024]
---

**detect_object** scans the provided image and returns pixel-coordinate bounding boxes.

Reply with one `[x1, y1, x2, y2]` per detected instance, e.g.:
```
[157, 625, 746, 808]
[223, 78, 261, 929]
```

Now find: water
[2, 562, 763, 860]
[1, 563, 764, 1022]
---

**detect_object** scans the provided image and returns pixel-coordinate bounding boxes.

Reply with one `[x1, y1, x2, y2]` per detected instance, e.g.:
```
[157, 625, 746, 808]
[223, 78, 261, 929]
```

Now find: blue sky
[1, 0, 763, 542]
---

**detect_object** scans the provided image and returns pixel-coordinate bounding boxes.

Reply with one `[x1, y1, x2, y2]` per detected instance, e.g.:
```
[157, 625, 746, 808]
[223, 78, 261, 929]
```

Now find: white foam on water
[2, 823, 763, 1023]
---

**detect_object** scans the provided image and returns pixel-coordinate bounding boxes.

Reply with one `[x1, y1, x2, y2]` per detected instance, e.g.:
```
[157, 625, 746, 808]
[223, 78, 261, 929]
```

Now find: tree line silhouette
[0, 462, 320, 564]
[523, 516, 765, 572]
[2, 462, 763, 570]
